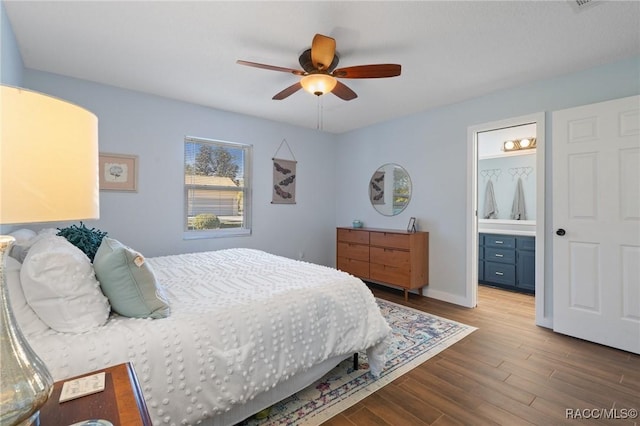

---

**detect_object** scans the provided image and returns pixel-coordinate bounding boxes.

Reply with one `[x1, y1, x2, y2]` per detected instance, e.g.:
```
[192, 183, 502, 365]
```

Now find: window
[184, 137, 252, 239]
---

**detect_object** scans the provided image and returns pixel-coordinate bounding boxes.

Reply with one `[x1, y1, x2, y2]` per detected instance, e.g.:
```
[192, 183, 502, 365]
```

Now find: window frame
[183, 136, 252, 240]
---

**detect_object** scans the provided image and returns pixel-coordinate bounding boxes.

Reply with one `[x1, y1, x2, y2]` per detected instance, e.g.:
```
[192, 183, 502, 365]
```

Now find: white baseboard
[368, 281, 474, 308]
[420, 287, 475, 308]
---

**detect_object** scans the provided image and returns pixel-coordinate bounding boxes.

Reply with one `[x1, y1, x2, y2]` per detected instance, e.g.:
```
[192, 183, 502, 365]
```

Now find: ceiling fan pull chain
[317, 95, 322, 130]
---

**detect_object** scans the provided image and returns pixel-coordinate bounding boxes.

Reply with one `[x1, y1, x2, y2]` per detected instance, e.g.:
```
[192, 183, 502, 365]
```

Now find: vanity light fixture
[503, 137, 537, 152]
[504, 140, 516, 150]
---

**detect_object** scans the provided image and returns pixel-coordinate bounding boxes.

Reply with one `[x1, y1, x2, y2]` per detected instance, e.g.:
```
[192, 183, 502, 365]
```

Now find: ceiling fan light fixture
[300, 74, 337, 96]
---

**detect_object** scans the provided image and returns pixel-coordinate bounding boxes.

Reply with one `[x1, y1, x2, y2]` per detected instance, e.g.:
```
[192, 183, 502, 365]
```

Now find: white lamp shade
[1, 86, 99, 224]
[300, 74, 337, 96]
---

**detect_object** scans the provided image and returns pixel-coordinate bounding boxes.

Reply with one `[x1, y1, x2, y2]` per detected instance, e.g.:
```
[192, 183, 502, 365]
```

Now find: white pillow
[8, 228, 37, 262]
[4, 256, 50, 337]
[20, 235, 110, 333]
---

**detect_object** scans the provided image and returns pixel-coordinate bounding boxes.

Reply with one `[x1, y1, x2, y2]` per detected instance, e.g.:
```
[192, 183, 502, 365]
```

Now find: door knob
[556, 228, 566, 236]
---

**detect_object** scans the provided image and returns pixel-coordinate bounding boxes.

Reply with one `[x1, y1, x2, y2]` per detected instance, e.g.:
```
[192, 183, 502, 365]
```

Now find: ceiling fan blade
[272, 82, 303, 100]
[237, 60, 304, 75]
[311, 34, 336, 71]
[331, 81, 357, 101]
[333, 64, 401, 79]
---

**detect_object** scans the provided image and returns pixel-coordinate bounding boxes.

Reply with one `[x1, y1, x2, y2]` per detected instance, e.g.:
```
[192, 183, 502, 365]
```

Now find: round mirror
[369, 163, 412, 216]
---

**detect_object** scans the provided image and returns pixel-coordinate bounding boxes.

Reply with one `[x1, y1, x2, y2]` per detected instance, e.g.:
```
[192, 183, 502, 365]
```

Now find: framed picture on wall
[99, 153, 138, 191]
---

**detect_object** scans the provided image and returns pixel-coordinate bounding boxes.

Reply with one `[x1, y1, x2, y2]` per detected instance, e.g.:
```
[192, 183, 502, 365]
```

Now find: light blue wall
[23, 70, 338, 265]
[478, 154, 537, 221]
[0, 2, 24, 235]
[334, 56, 640, 305]
[0, 1, 23, 86]
[7, 0, 638, 305]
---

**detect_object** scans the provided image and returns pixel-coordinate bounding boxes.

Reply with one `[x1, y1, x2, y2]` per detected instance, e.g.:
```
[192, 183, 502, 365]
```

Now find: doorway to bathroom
[466, 113, 548, 327]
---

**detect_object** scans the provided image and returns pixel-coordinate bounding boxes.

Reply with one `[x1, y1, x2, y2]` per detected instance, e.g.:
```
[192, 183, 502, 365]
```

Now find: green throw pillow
[93, 237, 170, 319]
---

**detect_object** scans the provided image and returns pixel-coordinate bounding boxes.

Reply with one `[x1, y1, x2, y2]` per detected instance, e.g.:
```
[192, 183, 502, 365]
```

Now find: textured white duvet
[29, 248, 391, 425]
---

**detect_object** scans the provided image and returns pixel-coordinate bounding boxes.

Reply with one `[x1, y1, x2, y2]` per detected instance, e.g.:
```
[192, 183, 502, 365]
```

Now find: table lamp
[0, 85, 99, 425]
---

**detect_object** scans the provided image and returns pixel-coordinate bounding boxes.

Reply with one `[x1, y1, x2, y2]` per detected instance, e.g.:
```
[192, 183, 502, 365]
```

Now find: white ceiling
[4, 1, 640, 133]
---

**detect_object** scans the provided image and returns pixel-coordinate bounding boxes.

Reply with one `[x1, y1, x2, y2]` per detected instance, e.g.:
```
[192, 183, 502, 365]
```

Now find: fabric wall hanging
[272, 139, 297, 204]
[370, 170, 385, 204]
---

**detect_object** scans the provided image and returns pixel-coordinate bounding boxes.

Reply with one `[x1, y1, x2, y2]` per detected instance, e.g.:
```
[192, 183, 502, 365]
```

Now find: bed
[7, 235, 391, 426]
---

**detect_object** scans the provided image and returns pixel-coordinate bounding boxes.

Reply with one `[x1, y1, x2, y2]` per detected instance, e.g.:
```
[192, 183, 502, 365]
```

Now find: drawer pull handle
[495, 254, 504, 257]
[495, 241, 504, 244]
[495, 272, 504, 276]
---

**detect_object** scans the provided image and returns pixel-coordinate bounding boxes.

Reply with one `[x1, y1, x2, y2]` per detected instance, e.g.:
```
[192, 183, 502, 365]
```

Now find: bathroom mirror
[369, 163, 412, 216]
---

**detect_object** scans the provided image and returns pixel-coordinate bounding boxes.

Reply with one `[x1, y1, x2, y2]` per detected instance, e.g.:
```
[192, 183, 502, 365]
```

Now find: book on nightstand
[59, 372, 106, 403]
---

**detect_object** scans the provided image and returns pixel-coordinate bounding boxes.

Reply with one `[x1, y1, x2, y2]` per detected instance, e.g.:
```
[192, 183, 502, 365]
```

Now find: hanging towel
[483, 180, 499, 219]
[511, 177, 526, 220]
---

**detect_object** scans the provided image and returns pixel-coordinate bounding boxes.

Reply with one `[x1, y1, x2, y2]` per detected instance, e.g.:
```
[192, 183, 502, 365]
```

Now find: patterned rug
[240, 298, 477, 426]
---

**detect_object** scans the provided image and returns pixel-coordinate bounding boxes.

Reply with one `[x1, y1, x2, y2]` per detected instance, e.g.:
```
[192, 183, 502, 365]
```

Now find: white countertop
[478, 219, 536, 236]
[479, 228, 536, 236]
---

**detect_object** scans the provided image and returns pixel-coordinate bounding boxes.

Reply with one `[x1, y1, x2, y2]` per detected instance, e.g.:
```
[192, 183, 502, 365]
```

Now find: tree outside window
[184, 137, 251, 238]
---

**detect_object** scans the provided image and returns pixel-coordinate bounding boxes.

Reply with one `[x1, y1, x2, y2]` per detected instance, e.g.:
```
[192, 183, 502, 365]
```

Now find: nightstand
[39, 362, 152, 426]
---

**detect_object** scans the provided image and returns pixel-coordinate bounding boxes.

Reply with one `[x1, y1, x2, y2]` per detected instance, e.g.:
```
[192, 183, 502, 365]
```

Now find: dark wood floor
[325, 284, 640, 426]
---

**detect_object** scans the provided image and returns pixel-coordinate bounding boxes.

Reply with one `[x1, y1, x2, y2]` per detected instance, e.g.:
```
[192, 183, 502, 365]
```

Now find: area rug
[241, 298, 477, 426]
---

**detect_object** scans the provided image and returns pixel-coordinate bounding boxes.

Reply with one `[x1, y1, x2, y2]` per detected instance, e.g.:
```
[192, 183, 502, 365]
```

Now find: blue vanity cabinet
[479, 233, 535, 294]
[516, 237, 535, 292]
[478, 234, 484, 281]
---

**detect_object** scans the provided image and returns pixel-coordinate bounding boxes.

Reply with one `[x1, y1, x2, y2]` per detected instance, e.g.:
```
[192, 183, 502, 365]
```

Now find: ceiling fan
[237, 34, 401, 101]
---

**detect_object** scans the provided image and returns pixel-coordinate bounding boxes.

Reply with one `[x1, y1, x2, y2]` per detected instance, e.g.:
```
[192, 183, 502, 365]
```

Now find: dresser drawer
[370, 246, 410, 268]
[337, 257, 370, 279]
[484, 234, 516, 249]
[338, 228, 370, 244]
[370, 263, 410, 287]
[484, 247, 515, 264]
[484, 262, 515, 285]
[337, 242, 369, 262]
[370, 232, 410, 249]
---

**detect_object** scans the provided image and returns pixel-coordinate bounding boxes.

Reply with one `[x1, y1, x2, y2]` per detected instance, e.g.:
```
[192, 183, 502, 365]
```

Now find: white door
[553, 95, 640, 354]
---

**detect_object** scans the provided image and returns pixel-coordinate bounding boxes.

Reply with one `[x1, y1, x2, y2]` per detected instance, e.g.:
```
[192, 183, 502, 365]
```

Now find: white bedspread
[28, 248, 390, 425]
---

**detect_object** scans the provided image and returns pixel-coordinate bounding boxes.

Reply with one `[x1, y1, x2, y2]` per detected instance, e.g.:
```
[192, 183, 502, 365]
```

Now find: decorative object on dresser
[336, 227, 428, 301]
[406, 217, 417, 233]
[478, 233, 535, 294]
[0, 85, 99, 425]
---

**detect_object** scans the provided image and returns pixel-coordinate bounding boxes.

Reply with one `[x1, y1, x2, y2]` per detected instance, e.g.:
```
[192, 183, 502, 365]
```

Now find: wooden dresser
[337, 227, 428, 301]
